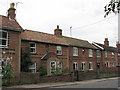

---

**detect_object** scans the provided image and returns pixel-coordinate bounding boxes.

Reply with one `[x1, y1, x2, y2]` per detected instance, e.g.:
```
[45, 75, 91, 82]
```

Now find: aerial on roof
[94, 42, 118, 52]
[0, 15, 23, 31]
[21, 29, 97, 49]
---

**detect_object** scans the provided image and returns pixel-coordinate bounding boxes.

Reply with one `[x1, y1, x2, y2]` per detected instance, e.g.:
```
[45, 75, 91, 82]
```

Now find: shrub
[37, 67, 47, 76]
[84, 68, 89, 72]
[2, 57, 15, 86]
[62, 68, 69, 74]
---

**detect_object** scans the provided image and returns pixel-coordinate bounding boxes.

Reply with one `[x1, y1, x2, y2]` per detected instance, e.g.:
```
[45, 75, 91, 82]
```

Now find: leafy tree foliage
[104, 0, 120, 17]
[21, 47, 33, 72]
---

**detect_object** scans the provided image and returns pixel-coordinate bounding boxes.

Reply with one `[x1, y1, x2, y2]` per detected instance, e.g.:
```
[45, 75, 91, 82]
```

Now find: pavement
[3, 77, 119, 89]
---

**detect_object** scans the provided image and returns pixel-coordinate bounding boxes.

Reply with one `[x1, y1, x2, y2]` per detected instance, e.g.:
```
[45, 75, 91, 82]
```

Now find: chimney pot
[54, 25, 62, 37]
[8, 3, 16, 20]
[10, 3, 15, 8]
[104, 38, 109, 46]
[57, 25, 59, 29]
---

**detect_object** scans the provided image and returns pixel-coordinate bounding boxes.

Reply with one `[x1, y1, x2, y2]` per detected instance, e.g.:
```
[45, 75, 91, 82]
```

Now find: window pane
[2, 40, 6, 45]
[89, 49, 93, 57]
[30, 48, 35, 53]
[0, 39, 2, 45]
[57, 46, 62, 50]
[0, 32, 2, 38]
[30, 43, 35, 47]
[57, 46, 62, 55]
[73, 47, 78, 56]
[30, 43, 36, 53]
[2, 32, 7, 39]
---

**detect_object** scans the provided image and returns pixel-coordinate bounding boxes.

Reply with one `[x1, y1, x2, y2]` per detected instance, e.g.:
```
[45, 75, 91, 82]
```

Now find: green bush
[84, 68, 89, 72]
[37, 67, 47, 76]
[62, 68, 69, 74]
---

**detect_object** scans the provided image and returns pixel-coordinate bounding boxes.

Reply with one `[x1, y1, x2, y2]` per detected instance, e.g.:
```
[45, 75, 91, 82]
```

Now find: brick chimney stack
[104, 38, 109, 46]
[54, 25, 62, 37]
[8, 3, 16, 20]
[116, 42, 120, 49]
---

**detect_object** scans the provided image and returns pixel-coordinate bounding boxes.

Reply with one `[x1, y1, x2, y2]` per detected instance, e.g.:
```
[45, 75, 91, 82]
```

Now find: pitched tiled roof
[63, 36, 97, 49]
[21, 29, 96, 49]
[0, 15, 23, 31]
[41, 52, 57, 60]
[94, 42, 118, 52]
[21, 29, 68, 45]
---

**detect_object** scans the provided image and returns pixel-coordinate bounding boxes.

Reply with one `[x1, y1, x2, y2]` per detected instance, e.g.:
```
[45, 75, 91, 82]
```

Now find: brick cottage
[0, 3, 120, 79]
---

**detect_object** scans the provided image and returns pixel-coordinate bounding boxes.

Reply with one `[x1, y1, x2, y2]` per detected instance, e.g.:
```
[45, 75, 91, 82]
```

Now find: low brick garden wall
[20, 72, 72, 84]
[78, 71, 97, 81]
[3, 67, 119, 85]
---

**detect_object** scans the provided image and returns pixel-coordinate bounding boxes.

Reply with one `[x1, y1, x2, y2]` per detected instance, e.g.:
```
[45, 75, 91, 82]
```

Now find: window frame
[73, 47, 78, 56]
[81, 62, 86, 71]
[105, 51, 108, 58]
[112, 52, 114, 58]
[89, 49, 93, 57]
[0, 30, 8, 48]
[73, 62, 78, 71]
[29, 62, 36, 73]
[29, 42, 36, 53]
[96, 50, 101, 57]
[50, 61, 56, 75]
[89, 62, 93, 70]
[56, 46, 62, 55]
[112, 62, 115, 67]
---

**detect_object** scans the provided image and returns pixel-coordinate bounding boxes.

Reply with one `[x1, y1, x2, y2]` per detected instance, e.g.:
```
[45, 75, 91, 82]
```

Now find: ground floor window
[50, 61, 56, 74]
[105, 62, 109, 68]
[29, 62, 36, 73]
[89, 62, 93, 70]
[112, 62, 115, 67]
[73, 62, 78, 71]
[50, 61, 62, 75]
[82, 62, 86, 71]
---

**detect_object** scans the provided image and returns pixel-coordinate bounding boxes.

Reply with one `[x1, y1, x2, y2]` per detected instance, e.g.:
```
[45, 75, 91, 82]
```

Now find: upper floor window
[57, 46, 62, 55]
[0, 30, 8, 48]
[112, 52, 114, 58]
[105, 51, 108, 58]
[73, 47, 78, 56]
[96, 50, 100, 57]
[29, 42, 36, 53]
[89, 49, 93, 57]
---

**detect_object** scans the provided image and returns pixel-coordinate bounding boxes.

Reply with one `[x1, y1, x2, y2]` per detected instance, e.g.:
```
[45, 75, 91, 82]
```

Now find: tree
[21, 47, 33, 72]
[104, 0, 120, 17]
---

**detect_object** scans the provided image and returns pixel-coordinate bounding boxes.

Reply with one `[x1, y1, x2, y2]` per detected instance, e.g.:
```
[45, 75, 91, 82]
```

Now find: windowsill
[30, 53, 38, 55]
[97, 56, 101, 58]
[57, 54, 62, 56]
[88, 56, 93, 58]
[89, 69, 93, 71]
[73, 55, 78, 57]
[0, 46, 8, 49]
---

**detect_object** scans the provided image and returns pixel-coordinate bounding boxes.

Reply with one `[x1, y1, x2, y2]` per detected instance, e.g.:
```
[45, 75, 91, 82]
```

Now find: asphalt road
[53, 79, 119, 88]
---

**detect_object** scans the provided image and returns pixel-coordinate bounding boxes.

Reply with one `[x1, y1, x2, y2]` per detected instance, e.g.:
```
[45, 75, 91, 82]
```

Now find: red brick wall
[20, 72, 72, 84]
[21, 41, 69, 71]
[69, 47, 97, 72]
[2, 30, 21, 79]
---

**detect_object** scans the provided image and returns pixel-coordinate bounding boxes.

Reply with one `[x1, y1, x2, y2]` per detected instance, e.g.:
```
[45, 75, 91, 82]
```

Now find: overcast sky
[0, 0, 118, 47]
